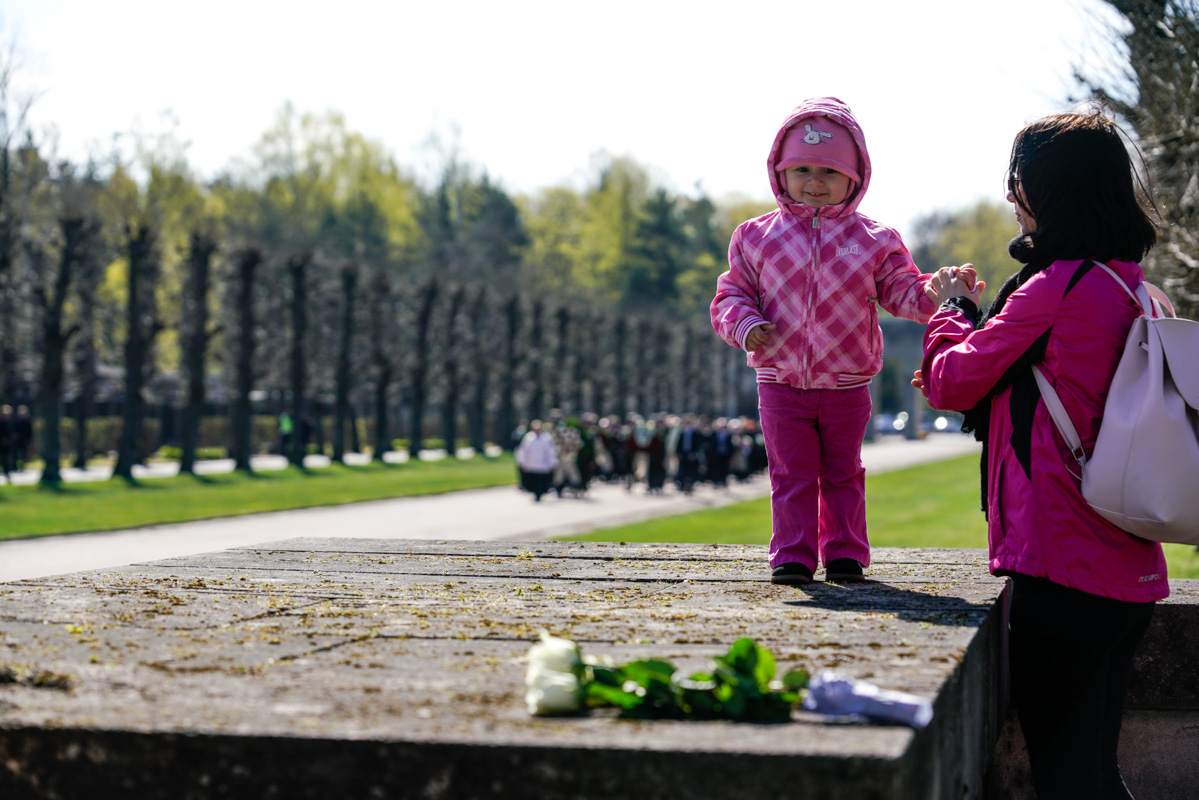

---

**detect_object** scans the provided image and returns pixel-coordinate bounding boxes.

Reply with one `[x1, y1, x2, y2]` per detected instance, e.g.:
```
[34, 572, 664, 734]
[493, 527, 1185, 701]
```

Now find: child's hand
[954, 265, 984, 294]
[745, 323, 776, 352]
[926, 265, 985, 306]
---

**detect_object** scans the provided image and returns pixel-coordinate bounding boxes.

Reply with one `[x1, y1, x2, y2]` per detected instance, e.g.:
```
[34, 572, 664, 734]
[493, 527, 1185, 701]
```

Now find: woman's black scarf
[957, 234, 1054, 514]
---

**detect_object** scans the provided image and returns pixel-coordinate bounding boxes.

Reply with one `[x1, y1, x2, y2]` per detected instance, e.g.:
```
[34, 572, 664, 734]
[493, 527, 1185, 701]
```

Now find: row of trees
[0, 73, 767, 485]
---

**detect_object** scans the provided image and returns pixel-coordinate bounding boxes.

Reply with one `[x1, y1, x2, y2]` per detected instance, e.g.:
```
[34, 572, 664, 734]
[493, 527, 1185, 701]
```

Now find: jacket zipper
[802, 210, 821, 388]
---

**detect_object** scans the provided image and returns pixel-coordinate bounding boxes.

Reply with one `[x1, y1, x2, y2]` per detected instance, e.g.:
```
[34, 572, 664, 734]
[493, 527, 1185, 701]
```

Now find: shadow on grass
[337, 460, 406, 473]
[114, 475, 173, 491]
[181, 472, 220, 485]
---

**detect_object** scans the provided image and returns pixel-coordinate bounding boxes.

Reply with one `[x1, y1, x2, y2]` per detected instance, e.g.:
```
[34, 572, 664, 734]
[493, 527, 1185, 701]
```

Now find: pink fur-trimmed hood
[768, 97, 871, 221]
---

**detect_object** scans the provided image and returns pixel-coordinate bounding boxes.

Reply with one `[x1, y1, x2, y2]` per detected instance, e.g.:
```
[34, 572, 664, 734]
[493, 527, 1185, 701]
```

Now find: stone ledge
[3, 540, 1186, 799]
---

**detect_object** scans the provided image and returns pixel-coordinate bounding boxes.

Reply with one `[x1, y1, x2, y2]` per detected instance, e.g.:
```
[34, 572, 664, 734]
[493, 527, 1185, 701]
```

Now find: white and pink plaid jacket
[711, 97, 936, 390]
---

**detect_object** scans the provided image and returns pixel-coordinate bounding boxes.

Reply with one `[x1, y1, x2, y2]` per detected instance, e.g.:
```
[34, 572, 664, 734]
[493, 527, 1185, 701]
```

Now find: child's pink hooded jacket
[923, 259, 1168, 603]
[711, 97, 936, 389]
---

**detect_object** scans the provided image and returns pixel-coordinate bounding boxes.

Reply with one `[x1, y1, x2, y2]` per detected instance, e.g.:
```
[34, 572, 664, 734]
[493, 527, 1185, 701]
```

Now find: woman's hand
[912, 369, 949, 410]
[926, 265, 985, 306]
[911, 368, 927, 399]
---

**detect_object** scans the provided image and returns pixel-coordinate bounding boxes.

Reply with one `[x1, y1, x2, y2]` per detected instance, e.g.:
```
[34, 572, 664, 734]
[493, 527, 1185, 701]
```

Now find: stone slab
[1, 540, 1007, 798]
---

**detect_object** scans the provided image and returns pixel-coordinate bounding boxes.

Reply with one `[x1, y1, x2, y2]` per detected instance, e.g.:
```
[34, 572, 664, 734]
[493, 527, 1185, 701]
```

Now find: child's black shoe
[824, 558, 865, 582]
[771, 562, 814, 585]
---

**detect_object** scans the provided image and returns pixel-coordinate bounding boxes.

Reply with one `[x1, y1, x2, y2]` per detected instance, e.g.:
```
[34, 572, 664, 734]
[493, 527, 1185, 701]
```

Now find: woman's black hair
[1007, 107, 1158, 263]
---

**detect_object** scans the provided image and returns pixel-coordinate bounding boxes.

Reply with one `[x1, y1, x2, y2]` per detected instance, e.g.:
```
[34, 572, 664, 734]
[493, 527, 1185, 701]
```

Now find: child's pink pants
[757, 383, 872, 571]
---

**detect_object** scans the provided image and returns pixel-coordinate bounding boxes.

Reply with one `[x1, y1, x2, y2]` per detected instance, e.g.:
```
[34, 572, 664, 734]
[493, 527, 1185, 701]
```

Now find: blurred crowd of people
[512, 411, 768, 502]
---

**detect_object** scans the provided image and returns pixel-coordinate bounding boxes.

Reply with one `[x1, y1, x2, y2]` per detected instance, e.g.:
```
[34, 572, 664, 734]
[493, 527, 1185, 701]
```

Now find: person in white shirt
[515, 420, 557, 502]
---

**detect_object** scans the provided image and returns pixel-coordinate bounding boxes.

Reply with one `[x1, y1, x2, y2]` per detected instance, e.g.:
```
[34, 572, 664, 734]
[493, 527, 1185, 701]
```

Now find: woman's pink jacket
[923, 259, 1168, 602]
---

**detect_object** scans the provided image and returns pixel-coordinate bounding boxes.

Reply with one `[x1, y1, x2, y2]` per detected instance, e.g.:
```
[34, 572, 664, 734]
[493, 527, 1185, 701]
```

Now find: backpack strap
[1033, 260, 1159, 478]
[1031, 365, 1087, 475]
[1089, 260, 1158, 317]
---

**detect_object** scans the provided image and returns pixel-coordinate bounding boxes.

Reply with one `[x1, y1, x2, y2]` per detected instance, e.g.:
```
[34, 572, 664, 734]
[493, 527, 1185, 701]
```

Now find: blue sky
[4, 0, 1120, 240]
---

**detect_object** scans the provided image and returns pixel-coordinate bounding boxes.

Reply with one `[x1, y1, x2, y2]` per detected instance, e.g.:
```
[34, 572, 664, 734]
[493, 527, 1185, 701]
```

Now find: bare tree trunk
[528, 300, 544, 420]
[0, 100, 20, 405]
[441, 284, 466, 457]
[229, 248, 261, 473]
[287, 253, 310, 467]
[496, 294, 520, 449]
[113, 223, 160, 481]
[467, 288, 489, 453]
[179, 234, 216, 475]
[572, 308, 589, 415]
[348, 402, 361, 454]
[71, 253, 101, 470]
[654, 319, 670, 414]
[634, 318, 651, 416]
[614, 315, 628, 419]
[553, 305, 569, 413]
[72, 340, 96, 469]
[32, 222, 86, 487]
[408, 276, 439, 457]
[333, 263, 357, 463]
[373, 365, 391, 460]
[681, 323, 696, 415]
[369, 272, 394, 462]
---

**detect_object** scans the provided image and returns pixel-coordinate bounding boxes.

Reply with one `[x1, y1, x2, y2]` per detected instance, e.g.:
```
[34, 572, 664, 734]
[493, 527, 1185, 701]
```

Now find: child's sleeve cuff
[734, 317, 768, 350]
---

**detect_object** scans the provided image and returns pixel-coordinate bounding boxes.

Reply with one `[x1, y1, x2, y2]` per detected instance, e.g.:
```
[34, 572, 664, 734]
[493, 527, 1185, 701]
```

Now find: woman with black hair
[918, 109, 1169, 798]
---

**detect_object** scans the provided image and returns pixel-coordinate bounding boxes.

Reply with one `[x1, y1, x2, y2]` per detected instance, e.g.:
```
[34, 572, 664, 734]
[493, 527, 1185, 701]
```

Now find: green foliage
[519, 187, 585, 294]
[581, 638, 808, 722]
[574, 156, 651, 303]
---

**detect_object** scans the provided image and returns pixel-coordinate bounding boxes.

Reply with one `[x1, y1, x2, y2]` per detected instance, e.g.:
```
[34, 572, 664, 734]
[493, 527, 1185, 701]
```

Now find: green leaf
[781, 669, 810, 692]
[678, 687, 719, 718]
[585, 682, 641, 710]
[722, 638, 758, 675]
[751, 642, 776, 690]
[620, 659, 676, 687]
[587, 665, 626, 688]
[720, 685, 747, 718]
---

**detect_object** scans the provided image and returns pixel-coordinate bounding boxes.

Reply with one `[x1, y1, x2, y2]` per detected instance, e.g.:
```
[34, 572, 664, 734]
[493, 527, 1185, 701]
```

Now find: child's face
[783, 165, 852, 209]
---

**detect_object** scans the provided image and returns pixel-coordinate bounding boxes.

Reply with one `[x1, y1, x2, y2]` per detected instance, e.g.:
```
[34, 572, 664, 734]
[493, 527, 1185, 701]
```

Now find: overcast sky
[4, 0, 1120, 240]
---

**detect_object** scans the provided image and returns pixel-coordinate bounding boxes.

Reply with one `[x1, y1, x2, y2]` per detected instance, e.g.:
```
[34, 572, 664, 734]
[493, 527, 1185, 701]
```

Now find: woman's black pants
[1008, 574, 1155, 800]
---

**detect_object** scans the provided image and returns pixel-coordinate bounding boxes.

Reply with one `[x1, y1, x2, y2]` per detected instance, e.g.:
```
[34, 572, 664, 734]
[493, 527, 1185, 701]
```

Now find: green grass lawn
[559, 455, 1199, 580]
[0, 455, 517, 541]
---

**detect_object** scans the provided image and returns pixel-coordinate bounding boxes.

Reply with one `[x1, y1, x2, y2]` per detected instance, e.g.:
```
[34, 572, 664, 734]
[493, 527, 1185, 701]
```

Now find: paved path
[0, 434, 979, 583]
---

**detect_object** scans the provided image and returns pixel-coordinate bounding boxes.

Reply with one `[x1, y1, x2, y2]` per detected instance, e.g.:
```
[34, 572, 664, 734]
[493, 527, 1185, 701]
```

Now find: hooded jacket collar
[768, 97, 871, 222]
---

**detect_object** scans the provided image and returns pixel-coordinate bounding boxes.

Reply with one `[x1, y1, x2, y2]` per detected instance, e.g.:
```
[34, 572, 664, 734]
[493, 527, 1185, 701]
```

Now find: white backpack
[1032, 262, 1199, 545]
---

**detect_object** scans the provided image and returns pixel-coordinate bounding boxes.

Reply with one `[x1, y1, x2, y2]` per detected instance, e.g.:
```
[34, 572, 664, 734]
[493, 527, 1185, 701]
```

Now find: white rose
[525, 669, 582, 715]
[525, 632, 585, 715]
[526, 632, 582, 679]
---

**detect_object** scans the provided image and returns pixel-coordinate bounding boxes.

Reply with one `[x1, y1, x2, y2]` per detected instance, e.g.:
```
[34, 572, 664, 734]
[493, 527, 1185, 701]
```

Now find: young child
[711, 96, 954, 585]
